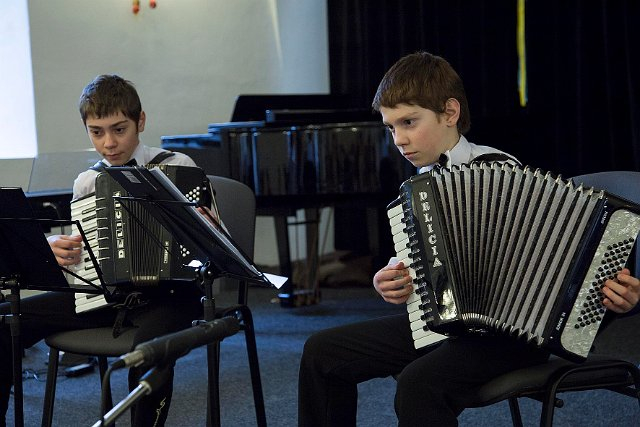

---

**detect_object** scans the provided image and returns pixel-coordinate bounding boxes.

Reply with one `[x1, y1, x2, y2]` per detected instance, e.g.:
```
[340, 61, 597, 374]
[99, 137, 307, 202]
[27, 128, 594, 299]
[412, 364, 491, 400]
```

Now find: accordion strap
[147, 150, 176, 165]
[90, 150, 176, 172]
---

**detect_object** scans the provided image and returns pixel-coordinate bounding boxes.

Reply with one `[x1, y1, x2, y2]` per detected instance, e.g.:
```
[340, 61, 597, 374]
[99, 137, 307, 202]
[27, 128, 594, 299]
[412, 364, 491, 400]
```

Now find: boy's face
[85, 111, 145, 166]
[380, 103, 459, 168]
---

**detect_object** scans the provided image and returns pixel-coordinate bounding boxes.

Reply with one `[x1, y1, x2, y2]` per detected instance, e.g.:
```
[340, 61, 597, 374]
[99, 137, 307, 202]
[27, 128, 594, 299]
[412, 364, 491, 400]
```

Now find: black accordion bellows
[387, 163, 640, 361]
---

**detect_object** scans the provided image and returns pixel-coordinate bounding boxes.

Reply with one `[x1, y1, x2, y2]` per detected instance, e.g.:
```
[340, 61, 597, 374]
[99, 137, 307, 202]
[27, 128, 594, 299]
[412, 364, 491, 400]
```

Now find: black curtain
[327, 0, 640, 178]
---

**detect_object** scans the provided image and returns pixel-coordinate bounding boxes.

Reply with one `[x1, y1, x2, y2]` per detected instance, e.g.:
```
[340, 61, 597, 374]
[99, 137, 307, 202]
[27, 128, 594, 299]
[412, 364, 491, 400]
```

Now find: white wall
[1, 0, 330, 267]
[0, 0, 37, 159]
[28, 0, 329, 152]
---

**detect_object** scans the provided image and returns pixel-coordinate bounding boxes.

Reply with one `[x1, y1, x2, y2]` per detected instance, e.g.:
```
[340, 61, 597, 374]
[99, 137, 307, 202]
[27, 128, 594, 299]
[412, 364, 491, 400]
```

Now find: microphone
[111, 316, 240, 370]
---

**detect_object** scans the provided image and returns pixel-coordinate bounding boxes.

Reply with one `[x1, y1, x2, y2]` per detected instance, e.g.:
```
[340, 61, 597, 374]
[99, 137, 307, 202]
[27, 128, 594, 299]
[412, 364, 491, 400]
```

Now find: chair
[41, 175, 266, 426]
[206, 175, 266, 427]
[465, 171, 640, 426]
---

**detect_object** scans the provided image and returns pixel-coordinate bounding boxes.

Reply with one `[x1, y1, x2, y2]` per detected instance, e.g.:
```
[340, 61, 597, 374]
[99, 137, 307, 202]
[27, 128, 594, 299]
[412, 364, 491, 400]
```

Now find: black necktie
[124, 158, 138, 167]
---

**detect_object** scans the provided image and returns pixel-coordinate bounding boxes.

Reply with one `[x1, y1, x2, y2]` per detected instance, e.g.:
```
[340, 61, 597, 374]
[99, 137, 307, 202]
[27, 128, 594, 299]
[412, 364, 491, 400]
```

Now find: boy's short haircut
[78, 75, 142, 126]
[372, 51, 471, 134]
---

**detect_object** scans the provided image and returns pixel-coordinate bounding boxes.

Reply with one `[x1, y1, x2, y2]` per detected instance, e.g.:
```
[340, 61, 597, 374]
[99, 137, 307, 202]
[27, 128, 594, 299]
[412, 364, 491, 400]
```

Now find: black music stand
[0, 187, 103, 427]
[104, 166, 273, 427]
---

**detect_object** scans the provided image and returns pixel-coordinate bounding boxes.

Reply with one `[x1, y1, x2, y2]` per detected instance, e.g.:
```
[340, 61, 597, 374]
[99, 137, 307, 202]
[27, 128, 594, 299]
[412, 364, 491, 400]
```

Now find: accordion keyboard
[69, 194, 111, 313]
[387, 202, 447, 349]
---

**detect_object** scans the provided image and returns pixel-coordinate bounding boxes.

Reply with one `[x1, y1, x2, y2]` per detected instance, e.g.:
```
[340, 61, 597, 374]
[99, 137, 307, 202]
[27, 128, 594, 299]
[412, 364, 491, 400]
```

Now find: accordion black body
[71, 164, 211, 312]
[387, 163, 640, 361]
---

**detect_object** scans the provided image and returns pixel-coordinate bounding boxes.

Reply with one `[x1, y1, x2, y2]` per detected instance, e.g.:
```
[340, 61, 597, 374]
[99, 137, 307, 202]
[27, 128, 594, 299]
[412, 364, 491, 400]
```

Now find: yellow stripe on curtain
[517, 0, 527, 107]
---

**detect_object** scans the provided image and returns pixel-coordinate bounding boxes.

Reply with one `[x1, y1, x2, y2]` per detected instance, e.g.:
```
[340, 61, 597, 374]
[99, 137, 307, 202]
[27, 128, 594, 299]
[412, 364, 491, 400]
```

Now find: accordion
[387, 163, 640, 361]
[70, 164, 212, 313]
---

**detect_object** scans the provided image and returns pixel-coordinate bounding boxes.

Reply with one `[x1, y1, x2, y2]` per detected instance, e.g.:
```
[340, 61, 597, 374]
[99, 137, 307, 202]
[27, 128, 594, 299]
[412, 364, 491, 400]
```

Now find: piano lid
[230, 94, 365, 122]
[207, 94, 381, 130]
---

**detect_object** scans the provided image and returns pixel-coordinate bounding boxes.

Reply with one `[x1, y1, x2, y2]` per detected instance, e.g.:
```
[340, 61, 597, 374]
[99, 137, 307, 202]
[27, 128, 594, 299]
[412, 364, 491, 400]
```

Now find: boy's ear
[444, 98, 460, 127]
[137, 111, 146, 133]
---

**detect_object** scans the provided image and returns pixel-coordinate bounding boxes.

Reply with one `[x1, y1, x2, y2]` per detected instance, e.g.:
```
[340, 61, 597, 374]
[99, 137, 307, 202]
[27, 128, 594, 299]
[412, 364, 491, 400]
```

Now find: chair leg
[238, 306, 267, 427]
[540, 388, 562, 427]
[507, 397, 524, 427]
[41, 348, 60, 427]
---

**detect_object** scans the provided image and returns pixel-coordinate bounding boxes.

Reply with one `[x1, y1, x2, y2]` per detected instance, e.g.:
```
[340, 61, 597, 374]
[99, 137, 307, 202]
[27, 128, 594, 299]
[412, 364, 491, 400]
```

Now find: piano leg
[274, 215, 293, 304]
[275, 208, 322, 307]
[302, 208, 321, 305]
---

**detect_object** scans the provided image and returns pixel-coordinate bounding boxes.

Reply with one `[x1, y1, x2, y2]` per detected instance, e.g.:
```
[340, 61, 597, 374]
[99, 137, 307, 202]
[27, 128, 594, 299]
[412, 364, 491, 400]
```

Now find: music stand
[0, 187, 103, 427]
[104, 166, 273, 427]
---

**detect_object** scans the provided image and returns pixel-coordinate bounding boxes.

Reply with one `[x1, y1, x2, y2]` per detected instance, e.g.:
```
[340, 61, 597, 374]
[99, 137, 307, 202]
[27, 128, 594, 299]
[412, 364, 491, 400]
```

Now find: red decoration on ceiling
[132, 0, 157, 14]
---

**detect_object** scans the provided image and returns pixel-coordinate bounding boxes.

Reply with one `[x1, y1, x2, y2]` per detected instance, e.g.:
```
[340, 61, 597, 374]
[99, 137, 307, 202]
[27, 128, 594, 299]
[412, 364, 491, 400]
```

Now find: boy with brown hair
[1, 75, 205, 427]
[297, 51, 640, 426]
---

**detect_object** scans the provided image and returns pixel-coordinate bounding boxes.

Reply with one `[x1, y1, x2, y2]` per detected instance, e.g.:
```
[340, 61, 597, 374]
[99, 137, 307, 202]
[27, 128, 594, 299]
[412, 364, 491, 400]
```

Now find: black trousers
[298, 312, 550, 427]
[0, 285, 203, 427]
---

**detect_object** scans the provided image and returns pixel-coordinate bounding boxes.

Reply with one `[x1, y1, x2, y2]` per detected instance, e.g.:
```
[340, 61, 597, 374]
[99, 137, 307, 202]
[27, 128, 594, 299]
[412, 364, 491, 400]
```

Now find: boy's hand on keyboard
[47, 234, 83, 266]
[373, 260, 413, 304]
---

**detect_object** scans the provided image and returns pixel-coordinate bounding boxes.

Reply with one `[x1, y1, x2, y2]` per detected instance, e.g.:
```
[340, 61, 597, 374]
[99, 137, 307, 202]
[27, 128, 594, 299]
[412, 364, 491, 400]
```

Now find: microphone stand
[92, 365, 171, 427]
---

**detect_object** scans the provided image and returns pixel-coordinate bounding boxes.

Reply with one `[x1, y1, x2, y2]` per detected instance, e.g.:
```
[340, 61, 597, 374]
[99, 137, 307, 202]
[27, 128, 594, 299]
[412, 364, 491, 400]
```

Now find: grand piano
[162, 95, 415, 307]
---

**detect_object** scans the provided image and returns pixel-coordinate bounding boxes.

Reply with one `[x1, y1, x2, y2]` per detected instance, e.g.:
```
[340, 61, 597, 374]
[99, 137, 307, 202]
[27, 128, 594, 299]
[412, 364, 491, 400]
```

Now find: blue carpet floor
[8, 285, 640, 426]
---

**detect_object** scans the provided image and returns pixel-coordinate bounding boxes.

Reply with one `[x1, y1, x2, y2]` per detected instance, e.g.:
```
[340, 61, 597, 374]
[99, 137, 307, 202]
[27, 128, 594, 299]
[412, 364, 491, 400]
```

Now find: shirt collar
[419, 135, 471, 173]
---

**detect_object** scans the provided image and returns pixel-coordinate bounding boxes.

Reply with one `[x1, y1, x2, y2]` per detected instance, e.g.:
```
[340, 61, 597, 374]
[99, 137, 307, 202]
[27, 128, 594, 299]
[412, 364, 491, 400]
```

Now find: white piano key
[394, 240, 409, 253]
[414, 330, 447, 349]
[408, 309, 425, 323]
[387, 203, 403, 219]
[392, 234, 407, 246]
[75, 295, 110, 313]
[70, 195, 111, 313]
[406, 290, 420, 305]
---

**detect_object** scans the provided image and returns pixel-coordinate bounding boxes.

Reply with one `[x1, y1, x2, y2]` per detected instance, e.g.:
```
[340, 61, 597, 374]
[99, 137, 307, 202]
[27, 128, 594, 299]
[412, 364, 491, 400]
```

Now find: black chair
[465, 171, 640, 426]
[206, 175, 266, 427]
[41, 175, 266, 426]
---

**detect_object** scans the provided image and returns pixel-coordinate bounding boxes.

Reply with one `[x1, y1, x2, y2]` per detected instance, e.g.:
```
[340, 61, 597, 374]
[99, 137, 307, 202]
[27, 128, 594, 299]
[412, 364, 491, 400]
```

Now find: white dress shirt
[72, 144, 196, 200]
[418, 135, 518, 174]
